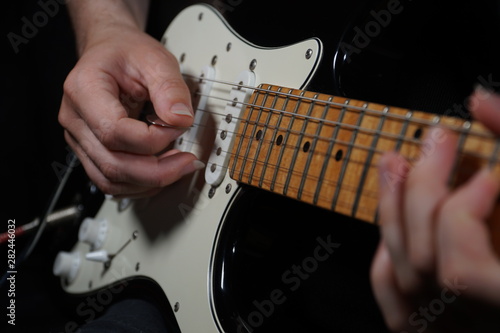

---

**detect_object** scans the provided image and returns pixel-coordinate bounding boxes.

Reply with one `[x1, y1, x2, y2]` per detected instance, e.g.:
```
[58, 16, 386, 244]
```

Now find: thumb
[143, 50, 194, 128]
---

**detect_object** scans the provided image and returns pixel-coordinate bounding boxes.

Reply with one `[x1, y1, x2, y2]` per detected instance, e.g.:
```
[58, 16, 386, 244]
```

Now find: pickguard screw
[135, 262, 140, 271]
[226, 42, 232, 52]
[305, 48, 313, 59]
[225, 184, 232, 194]
[174, 302, 180, 312]
[220, 130, 227, 140]
[208, 187, 216, 198]
[132, 231, 139, 240]
[211, 55, 218, 66]
[119, 198, 131, 212]
[249, 59, 257, 71]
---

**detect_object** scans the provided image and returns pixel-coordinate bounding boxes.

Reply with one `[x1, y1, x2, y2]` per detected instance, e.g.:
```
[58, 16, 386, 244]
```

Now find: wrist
[67, 0, 149, 55]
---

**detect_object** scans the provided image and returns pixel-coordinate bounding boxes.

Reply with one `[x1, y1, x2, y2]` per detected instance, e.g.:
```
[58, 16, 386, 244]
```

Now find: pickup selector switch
[78, 217, 108, 250]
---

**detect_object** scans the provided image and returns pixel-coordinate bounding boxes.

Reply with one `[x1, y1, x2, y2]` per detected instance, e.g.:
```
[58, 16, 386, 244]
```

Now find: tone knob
[78, 217, 108, 250]
[53, 251, 81, 283]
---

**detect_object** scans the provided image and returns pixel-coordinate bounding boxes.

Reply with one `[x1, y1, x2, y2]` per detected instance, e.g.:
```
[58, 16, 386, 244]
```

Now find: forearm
[67, 0, 150, 54]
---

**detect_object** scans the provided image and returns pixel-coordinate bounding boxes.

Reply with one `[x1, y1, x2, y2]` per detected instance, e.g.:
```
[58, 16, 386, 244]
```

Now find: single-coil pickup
[175, 65, 216, 155]
[205, 71, 255, 186]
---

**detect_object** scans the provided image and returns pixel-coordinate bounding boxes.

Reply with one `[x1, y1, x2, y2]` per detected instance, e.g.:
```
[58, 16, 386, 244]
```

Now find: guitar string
[180, 116, 496, 199]
[192, 91, 500, 159]
[176, 92, 495, 196]
[176, 116, 490, 207]
[178, 122, 442, 203]
[187, 107, 498, 164]
[159, 76, 499, 214]
[183, 73, 496, 140]
[197, 92, 423, 144]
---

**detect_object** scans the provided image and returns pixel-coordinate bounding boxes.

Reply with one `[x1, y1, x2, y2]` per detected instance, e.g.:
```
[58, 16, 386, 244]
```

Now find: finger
[113, 188, 163, 199]
[371, 243, 413, 332]
[378, 151, 424, 295]
[65, 120, 203, 192]
[64, 131, 155, 196]
[139, 49, 194, 127]
[378, 151, 408, 264]
[437, 168, 500, 303]
[62, 68, 181, 155]
[468, 86, 500, 135]
[403, 127, 458, 275]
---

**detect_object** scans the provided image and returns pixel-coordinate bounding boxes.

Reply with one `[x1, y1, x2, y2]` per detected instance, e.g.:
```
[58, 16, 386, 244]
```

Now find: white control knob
[53, 251, 81, 283]
[78, 217, 108, 250]
[85, 250, 110, 263]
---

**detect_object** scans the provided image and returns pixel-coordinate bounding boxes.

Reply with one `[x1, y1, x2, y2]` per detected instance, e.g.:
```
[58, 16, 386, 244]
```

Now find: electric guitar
[53, 3, 500, 332]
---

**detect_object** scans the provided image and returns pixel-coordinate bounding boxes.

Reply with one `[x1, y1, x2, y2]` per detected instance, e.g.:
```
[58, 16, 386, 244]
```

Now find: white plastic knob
[78, 217, 108, 250]
[53, 251, 80, 283]
[85, 250, 110, 263]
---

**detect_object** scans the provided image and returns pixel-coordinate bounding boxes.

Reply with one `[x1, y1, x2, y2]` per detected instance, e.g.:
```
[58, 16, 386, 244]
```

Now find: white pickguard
[59, 4, 322, 332]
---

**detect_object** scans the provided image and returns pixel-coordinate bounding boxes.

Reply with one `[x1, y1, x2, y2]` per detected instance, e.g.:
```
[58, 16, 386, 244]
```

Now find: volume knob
[78, 217, 108, 250]
[53, 251, 81, 283]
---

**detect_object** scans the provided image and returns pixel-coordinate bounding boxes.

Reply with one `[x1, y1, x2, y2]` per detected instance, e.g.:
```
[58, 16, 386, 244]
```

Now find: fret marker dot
[335, 149, 343, 161]
[413, 128, 423, 140]
[276, 135, 283, 146]
[255, 130, 263, 141]
[303, 141, 311, 152]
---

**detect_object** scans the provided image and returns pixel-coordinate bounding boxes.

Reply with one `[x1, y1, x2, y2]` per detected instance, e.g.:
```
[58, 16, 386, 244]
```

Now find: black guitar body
[146, 1, 500, 332]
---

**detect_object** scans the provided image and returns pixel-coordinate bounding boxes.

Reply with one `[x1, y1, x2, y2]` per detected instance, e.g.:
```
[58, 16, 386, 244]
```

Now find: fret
[351, 105, 388, 217]
[283, 94, 318, 197]
[248, 86, 282, 185]
[331, 103, 367, 212]
[239, 85, 272, 184]
[396, 111, 413, 152]
[270, 90, 306, 194]
[298, 97, 333, 200]
[259, 88, 293, 189]
[313, 99, 350, 205]
[449, 121, 471, 187]
[230, 85, 262, 180]
[489, 138, 500, 169]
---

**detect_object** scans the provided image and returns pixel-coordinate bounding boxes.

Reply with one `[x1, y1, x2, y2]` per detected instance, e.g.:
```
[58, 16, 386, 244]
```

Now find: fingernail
[192, 160, 206, 170]
[181, 160, 205, 177]
[170, 103, 193, 117]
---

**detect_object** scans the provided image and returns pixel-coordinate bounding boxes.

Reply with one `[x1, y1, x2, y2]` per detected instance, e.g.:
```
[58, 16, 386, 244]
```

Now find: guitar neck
[229, 84, 500, 224]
